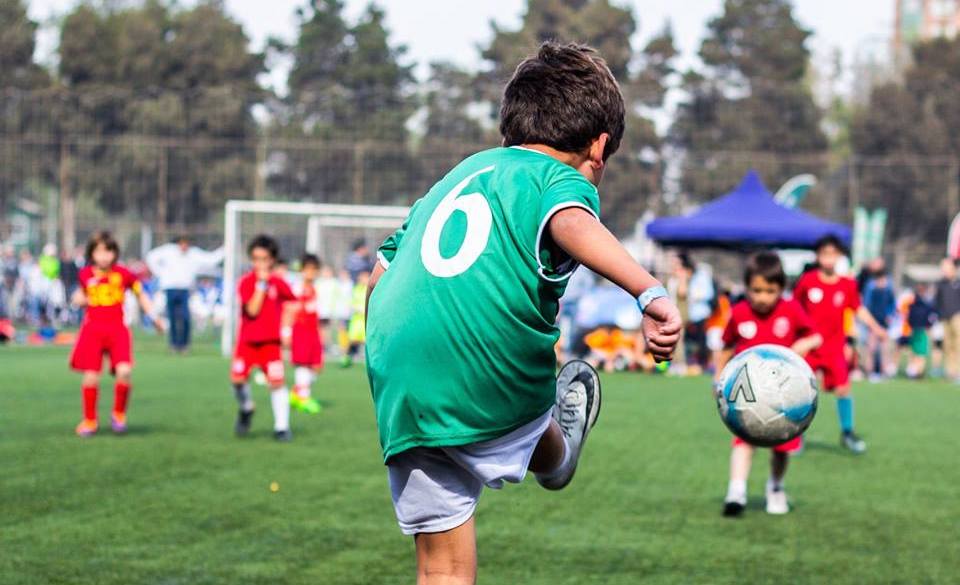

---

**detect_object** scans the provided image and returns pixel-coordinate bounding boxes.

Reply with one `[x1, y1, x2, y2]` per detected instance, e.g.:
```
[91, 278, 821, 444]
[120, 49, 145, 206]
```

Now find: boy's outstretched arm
[548, 207, 682, 361]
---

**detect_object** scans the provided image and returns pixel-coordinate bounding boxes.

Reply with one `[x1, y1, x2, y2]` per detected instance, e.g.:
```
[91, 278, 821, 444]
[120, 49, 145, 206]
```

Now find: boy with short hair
[717, 252, 822, 517]
[794, 235, 887, 453]
[365, 42, 682, 584]
[231, 235, 297, 441]
[70, 231, 163, 437]
[284, 253, 323, 414]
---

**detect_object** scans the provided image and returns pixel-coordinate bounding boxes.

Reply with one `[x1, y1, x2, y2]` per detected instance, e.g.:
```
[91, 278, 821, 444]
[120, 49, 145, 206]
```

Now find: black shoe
[841, 431, 866, 454]
[235, 409, 254, 436]
[723, 501, 746, 517]
[274, 429, 293, 442]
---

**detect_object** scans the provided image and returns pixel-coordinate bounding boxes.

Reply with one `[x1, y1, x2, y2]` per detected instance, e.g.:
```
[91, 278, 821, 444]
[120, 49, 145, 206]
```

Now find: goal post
[220, 199, 410, 356]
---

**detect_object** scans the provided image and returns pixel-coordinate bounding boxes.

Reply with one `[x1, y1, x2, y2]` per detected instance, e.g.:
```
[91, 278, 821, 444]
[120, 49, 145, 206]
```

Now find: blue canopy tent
[646, 170, 851, 250]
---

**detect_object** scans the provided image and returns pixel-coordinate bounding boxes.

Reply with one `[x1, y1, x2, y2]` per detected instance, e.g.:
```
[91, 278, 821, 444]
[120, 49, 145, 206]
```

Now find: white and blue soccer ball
[715, 344, 819, 447]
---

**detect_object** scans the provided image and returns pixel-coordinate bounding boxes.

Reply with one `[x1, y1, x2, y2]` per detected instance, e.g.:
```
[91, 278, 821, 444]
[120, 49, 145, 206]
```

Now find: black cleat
[723, 501, 746, 517]
[235, 409, 254, 437]
[273, 429, 293, 442]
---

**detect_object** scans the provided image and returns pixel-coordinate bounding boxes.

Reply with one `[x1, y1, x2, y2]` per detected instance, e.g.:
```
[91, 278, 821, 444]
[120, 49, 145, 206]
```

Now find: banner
[774, 174, 817, 208]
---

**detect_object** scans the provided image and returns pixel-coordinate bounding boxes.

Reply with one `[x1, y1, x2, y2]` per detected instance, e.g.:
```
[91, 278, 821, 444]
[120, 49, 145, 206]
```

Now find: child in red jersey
[231, 235, 297, 441]
[794, 235, 887, 454]
[717, 252, 822, 517]
[70, 232, 162, 437]
[283, 253, 323, 415]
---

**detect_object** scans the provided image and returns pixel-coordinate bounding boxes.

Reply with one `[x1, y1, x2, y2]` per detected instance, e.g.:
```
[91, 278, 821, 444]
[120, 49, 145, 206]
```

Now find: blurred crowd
[0, 238, 377, 360]
[557, 252, 960, 384]
[7, 237, 960, 383]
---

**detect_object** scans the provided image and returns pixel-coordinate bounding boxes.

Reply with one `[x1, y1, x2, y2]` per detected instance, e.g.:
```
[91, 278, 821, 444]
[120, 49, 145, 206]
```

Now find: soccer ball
[715, 344, 818, 447]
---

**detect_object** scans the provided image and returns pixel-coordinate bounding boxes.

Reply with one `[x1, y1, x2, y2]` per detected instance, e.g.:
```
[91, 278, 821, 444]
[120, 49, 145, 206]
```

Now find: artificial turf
[1, 335, 957, 584]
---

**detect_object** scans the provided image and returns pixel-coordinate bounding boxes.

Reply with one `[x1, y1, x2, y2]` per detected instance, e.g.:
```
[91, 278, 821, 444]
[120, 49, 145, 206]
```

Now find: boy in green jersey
[366, 42, 682, 584]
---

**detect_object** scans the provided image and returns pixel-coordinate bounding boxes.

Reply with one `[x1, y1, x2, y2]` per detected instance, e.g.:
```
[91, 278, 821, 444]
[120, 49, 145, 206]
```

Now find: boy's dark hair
[499, 41, 625, 160]
[745, 251, 786, 289]
[247, 234, 279, 259]
[814, 234, 847, 255]
[300, 253, 321, 269]
[352, 238, 367, 252]
[678, 252, 695, 272]
[85, 231, 120, 264]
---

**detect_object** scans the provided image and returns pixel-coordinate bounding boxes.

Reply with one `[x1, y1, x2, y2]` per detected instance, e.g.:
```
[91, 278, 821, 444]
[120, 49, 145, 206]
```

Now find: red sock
[82, 385, 98, 421]
[114, 382, 131, 415]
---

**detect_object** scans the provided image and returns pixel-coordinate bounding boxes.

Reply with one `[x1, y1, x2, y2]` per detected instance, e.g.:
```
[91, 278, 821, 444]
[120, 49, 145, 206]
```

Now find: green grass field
[2, 335, 958, 585]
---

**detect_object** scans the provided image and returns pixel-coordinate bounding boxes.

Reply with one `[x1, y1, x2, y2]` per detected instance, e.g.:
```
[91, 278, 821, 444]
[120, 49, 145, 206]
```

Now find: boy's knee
[115, 363, 133, 382]
[82, 371, 101, 386]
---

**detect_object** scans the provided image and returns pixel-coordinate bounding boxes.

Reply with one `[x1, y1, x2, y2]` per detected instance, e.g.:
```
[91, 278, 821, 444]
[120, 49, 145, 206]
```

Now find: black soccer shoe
[235, 409, 254, 437]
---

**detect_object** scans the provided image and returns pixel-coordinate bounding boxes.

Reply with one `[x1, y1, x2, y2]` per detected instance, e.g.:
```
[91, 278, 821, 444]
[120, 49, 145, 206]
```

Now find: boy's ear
[589, 133, 610, 166]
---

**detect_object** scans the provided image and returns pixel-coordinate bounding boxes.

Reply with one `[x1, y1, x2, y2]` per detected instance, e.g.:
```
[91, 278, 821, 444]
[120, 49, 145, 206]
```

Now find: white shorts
[387, 409, 553, 535]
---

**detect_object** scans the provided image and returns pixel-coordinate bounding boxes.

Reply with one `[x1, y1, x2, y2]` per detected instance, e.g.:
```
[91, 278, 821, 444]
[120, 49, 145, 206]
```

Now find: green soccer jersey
[367, 146, 601, 461]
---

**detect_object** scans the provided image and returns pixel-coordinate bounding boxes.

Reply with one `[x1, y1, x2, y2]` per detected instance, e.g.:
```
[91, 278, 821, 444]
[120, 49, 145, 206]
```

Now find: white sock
[270, 387, 290, 432]
[727, 479, 747, 502]
[294, 367, 314, 398]
[767, 477, 785, 492]
[233, 383, 254, 412]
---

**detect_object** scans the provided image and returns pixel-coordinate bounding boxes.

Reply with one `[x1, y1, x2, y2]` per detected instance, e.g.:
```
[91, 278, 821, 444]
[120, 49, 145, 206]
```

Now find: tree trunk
[59, 141, 76, 254]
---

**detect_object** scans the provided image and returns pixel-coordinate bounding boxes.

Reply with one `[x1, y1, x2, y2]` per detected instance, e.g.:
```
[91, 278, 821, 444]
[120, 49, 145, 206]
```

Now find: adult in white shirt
[146, 236, 223, 353]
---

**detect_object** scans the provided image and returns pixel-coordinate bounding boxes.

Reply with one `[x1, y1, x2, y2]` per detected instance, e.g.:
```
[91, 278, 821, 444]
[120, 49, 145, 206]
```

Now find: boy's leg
[77, 370, 101, 436]
[414, 518, 477, 585]
[265, 356, 291, 441]
[528, 419, 565, 474]
[825, 355, 866, 454]
[724, 442, 752, 517]
[111, 362, 133, 433]
[534, 361, 602, 490]
[765, 450, 790, 515]
[231, 348, 255, 436]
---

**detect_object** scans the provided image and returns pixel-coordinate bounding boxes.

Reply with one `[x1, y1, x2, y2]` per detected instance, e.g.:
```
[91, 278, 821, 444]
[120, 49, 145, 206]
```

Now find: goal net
[220, 199, 410, 356]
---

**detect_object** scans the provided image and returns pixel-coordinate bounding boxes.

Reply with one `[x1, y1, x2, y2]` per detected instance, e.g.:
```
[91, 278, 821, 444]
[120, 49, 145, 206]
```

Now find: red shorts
[291, 326, 323, 368]
[70, 320, 132, 373]
[232, 341, 285, 384]
[732, 435, 803, 453]
[805, 346, 849, 391]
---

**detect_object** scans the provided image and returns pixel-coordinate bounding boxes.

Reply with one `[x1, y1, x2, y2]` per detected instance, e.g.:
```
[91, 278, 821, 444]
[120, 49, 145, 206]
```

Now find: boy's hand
[642, 297, 682, 362]
[872, 325, 888, 340]
[153, 317, 167, 335]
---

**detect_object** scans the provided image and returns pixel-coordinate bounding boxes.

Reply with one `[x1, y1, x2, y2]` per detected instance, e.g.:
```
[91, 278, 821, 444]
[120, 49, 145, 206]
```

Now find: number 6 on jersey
[420, 166, 495, 278]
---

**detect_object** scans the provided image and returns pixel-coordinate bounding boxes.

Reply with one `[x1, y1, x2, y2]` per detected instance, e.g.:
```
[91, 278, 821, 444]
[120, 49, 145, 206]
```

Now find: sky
[27, 0, 894, 91]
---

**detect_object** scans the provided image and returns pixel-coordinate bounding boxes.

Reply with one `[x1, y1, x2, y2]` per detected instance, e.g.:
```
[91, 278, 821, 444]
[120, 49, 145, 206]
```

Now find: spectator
[669, 253, 715, 374]
[145, 236, 223, 354]
[345, 239, 374, 282]
[905, 284, 937, 379]
[863, 270, 896, 380]
[934, 258, 960, 382]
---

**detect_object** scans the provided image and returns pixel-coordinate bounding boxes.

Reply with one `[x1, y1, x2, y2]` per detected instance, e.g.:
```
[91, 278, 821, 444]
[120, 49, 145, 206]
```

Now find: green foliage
[850, 36, 960, 242]
[50, 0, 265, 225]
[671, 0, 827, 201]
[270, 0, 416, 204]
[1, 339, 958, 584]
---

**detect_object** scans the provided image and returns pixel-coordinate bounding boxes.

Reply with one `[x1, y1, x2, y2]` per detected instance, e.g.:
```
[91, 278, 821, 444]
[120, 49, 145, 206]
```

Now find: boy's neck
[818, 269, 839, 283]
[517, 144, 587, 169]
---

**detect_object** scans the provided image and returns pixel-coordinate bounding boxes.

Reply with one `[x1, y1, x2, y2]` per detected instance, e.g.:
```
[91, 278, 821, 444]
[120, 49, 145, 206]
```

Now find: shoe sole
[538, 360, 602, 490]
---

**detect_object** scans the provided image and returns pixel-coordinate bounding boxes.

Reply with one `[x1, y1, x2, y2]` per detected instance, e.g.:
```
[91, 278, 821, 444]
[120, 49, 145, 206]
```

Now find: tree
[52, 0, 264, 231]
[0, 0, 51, 226]
[850, 36, 960, 244]
[270, 1, 416, 204]
[0, 0, 48, 89]
[670, 0, 827, 203]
